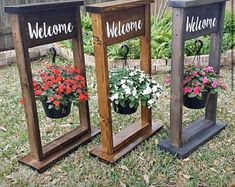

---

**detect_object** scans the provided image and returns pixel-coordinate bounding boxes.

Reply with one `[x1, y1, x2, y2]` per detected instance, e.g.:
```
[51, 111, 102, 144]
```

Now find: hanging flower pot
[112, 102, 138, 115]
[41, 101, 72, 119]
[33, 64, 88, 119]
[183, 92, 209, 109]
[109, 68, 162, 115]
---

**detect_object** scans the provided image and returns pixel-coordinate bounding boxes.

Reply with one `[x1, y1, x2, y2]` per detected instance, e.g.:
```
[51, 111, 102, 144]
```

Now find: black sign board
[185, 4, 220, 40]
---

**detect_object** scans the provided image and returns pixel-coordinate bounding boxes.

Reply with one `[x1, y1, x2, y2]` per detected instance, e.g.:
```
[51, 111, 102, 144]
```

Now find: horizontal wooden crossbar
[90, 121, 162, 164]
[43, 127, 88, 157]
[113, 120, 149, 152]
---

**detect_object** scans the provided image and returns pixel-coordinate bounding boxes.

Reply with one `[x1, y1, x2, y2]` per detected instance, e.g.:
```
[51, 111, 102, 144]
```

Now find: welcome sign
[184, 4, 219, 40]
[23, 9, 76, 48]
[103, 6, 145, 46]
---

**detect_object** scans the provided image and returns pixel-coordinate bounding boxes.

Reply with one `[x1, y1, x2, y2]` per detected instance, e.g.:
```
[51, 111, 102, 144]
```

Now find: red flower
[66, 87, 72, 94]
[75, 75, 84, 81]
[56, 95, 62, 99]
[35, 90, 43, 96]
[78, 93, 88, 102]
[193, 86, 201, 95]
[58, 84, 65, 93]
[19, 98, 25, 105]
[48, 97, 54, 102]
[53, 100, 60, 107]
[52, 69, 60, 76]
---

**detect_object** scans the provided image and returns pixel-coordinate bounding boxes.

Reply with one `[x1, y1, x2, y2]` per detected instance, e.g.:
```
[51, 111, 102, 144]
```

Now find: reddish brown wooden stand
[159, 0, 227, 159]
[5, 1, 100, 173]
[86, 0, 162, 164]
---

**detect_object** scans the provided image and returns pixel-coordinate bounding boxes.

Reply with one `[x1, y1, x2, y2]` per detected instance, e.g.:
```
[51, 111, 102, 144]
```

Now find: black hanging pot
[183, 92, 209, 109]
[113, 102, 138, 115]
[42, 101, 72, 119]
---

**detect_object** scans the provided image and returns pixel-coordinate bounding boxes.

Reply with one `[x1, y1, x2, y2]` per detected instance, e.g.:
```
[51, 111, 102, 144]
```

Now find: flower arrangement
[183, 63, 226, 100]
[109, 68, 162, 111]
[33, 64, 88, 110]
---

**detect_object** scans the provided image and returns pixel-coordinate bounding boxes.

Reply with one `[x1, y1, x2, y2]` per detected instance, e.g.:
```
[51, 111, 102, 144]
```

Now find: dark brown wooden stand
[159, 0, 227, 159]
[5, 1, 100, 173]
[86, 0, 162, 164]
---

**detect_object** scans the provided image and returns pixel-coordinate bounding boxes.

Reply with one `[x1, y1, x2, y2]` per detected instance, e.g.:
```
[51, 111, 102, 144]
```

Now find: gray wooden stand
[159, 0, 227, 158]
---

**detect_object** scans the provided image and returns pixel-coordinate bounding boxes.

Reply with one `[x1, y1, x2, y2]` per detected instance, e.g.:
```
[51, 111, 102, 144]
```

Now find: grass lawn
[0, 58, 234, 186]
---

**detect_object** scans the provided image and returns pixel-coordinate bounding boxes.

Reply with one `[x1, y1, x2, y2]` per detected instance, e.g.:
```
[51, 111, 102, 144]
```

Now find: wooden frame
[159, 0, 228, 159]
[4, 0, 100, 173]
[86, 0, 162, 164]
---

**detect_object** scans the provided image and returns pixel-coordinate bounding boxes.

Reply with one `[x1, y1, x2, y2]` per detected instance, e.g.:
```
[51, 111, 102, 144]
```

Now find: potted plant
[33, 64, 89, 118]
[109, 68, 163, 114]
[183, 63, 226, 109]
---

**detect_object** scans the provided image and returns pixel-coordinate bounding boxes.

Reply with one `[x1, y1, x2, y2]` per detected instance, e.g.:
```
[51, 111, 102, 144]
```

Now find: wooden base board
[89, 122, 162, 164]
[159, 119, 226, 159]
[19, 128, 100, 173]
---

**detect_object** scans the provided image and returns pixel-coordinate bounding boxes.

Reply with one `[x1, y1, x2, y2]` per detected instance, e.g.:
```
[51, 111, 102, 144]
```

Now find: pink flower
[203, 77, 209, 84]
[204, 66, 213, 73]
[195, 64, 201, 68]
[212, 81, 217, 88]
[193, 86, 201, 95]
[192, 71, 199, 77]
[183, 87, 193, 94]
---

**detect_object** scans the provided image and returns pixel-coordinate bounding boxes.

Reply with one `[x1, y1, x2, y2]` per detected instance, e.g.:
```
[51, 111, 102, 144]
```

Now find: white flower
[120, 79, 126, 84]
[132, 88, 137, 96]
[148, 99, 155, 105]
[110, 93, 119, 101]
[143, 87, 152, 95]
[156, 92, 161, 98]
[125, 87, 131, 95]
[152, 85, 159, 92]
[122, 84, 127, 89]
[129, 72, 135, 76]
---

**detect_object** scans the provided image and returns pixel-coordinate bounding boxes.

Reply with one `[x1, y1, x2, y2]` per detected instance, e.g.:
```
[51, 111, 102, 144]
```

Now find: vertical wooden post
[205, 2, 226, 122]
[72, 7, 91, 131]
[140, 4, 152, 126]
[169, 8, 186, 148]
[11, 14, 43, 160]
[91, 13, 113, 154]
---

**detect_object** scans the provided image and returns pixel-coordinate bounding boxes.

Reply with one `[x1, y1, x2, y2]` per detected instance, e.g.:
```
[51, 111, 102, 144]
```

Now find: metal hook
[49, 47, 57, 64]
[121, 44, 130, 68]
[195, 40, 203, 56]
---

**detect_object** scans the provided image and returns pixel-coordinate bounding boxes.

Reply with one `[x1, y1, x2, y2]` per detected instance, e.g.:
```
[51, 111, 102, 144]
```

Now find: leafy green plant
[60, 11, 234, 60]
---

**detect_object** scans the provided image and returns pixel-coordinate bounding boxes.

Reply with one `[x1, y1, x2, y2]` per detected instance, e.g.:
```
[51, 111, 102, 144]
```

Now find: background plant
[60, 11, 234, 60]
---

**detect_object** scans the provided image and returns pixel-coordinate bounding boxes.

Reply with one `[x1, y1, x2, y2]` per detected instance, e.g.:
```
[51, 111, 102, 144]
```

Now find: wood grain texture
[140, 4, 152, 127]
[159, 120, 225, 159]
[72, 7, 91, 131]
[86, 0, 153, 13]
[91, 13, 114, 154]
[169, 8, 186, 148]
[11, 14, 44, 161]
[4, 0, 83, 14]
[19, 128, 100, 173]
[168, 0, 227, 8]
[90, 122, 162, 164]
[205, 1, 226, 122]
[9, 1, 100, 172]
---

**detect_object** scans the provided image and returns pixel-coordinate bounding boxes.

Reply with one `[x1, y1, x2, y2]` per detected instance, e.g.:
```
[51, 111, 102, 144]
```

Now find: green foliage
[60, 11, 234, 60]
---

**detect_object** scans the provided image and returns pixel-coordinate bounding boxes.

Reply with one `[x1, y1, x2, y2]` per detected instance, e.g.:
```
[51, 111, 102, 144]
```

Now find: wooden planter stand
[159, 0, 227, 159]
[86, 0, 162, 164]
[5, 1, 100, 173]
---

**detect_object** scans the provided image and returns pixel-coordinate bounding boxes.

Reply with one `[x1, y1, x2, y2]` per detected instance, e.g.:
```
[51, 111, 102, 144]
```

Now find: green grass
[0, 58, 234, 186]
